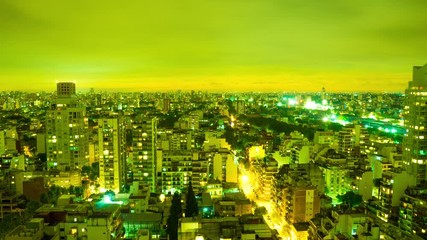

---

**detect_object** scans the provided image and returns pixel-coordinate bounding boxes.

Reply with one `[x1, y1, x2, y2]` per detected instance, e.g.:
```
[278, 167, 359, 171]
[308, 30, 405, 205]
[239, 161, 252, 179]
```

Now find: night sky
[1, 0, 427, 92]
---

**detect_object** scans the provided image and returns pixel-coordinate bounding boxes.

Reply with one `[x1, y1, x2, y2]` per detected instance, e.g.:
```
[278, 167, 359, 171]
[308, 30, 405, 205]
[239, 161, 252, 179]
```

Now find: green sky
[1, 0, 427, 92]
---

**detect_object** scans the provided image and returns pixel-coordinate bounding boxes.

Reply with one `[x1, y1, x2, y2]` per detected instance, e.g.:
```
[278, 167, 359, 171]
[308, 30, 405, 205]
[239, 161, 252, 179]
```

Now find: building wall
[46, 104, 88, 171]
[226, 155, 238, 183]
[403, 64, 427, 184]
[131, 116, 157, 191]
[98, 118, 126, 193]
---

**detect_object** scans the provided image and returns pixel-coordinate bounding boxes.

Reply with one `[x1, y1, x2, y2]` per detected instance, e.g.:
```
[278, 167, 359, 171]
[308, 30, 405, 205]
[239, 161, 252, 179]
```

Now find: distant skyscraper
[46, 82, 88, 171]
[403, 64, 427, 184]
[98, 118, 126, 193]
[131, 116, 157, 191]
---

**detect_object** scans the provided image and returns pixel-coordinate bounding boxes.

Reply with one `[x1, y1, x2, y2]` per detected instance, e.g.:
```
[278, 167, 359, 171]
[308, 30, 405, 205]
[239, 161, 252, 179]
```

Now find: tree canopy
[185, 182, 198, 218]
[337, 191, 363, 208]
[167, 192, 182, 240]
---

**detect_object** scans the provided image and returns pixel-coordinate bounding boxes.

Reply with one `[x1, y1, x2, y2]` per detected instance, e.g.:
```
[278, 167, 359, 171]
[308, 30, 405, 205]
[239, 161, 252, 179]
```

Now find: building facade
[46, 82, 89, 171]
[403, 64, 427, 184]
[98, 117, 127, 193]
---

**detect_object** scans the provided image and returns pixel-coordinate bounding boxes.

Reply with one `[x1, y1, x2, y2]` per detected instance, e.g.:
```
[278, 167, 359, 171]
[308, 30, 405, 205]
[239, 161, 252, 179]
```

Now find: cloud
[0, 0, 426, 91]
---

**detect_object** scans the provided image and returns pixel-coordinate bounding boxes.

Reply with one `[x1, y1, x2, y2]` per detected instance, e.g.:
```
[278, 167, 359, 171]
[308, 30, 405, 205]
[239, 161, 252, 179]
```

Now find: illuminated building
[191, 154, 209, 194]
[338, 124, 369, 156]
[158, 130, 194, 151]
[0, 128, 18, 155]
[286, 185, 320, 224]
[175, 112, 200, 130]
[213, 150, 237, 183]
[203, 135, 231, 152]
[273, 164, 320, 232]
[34, 202, 122, 240]
[157, 150, 193, 194]
[49, 171, 81, 189]
[121, 213, 162, 239]
[315, 148, 350, 200]
[98, 117, 126, 193]
[349, 170, 373, 201]
[313, 130, 334, 153]
[256, 156, 278, 200]
[128, 181, 150, 213]
[377, 170, 416, 223]
[131, 115, 157, 191]
[46, 82, 89, 171]
[399, 186, 427, 238]
[403, 64, 427, 184]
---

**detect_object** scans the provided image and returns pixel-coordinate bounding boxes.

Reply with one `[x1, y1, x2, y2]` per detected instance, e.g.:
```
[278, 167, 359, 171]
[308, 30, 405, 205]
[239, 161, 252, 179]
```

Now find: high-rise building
[403, 64, 427, 184]
[131, 116, 157, 191]
[157, 150, 193, 194]
[399, 186, 427, 238]
[337, 124, 369, 156]
[46, 82, 88, 171]
[98, 118, 126, 193]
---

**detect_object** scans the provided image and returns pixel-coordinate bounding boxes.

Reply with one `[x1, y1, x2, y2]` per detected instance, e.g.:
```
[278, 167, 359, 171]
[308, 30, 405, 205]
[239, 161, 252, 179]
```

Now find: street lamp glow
[241, 175, 249, 183]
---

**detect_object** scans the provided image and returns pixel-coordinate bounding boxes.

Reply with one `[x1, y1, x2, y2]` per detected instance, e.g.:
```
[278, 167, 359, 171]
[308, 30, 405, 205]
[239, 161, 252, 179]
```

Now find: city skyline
[1, 0, 427, 92]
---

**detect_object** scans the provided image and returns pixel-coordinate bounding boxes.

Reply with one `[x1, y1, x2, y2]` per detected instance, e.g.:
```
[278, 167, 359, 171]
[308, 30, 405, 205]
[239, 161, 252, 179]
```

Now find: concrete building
[46, 82, 89, 171]
[403, 64, 427, 184]
[313, 130, 334, 153]
[131, 116, 157, 191]
[34, 202, 123, 240]
[399, 186, 427, 238]
[0, 128, 18, 155]
[5, 218, 46, 240]
[286, 185, 320, 224]
[128, 182, 150, 213]
[308, 209, 380, 240]
[377, 170, 416, 223]
[350, 170, 374, 201]
[338, 124, 369, 156]
[157, 150, 194, 194]
[213, 150, 237, 183]
[98, 117, 127, 193]
[315, 148, 351, 200]
[48, 171, 81, 189]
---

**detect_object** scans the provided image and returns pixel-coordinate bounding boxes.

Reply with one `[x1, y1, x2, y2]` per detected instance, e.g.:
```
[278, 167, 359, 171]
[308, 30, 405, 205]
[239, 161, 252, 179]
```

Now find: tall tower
[403, 64, 427, 184]
[46, 82, 88, 171]
[98, 118, 126, 193]
[131, 115, 157, 191]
